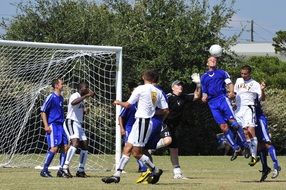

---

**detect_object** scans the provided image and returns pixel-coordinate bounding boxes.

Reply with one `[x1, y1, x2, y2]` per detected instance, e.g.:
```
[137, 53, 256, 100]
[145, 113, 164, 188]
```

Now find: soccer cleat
[242, 147, 251, 159]
[230, 148, 241, 161]
[76, 171, 88, 178]
[271, 166, 281, 179]
[57, 169, 70, 178]
[260, 167, 271, 182]
[249, 156, 260, 167]
[102, 176, 120, 184]
[147, 169, 163, 184]
[40, 170, 52, 178]
[136, 169, 152, 183]
[62, 168, 73, 178]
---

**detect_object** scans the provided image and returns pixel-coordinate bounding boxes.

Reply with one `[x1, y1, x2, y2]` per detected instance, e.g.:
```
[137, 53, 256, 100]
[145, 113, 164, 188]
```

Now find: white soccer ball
[209, 44, 223, 57]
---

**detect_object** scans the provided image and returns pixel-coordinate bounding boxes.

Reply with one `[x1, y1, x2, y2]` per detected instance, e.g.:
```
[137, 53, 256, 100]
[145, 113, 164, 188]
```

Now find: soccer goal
[0, 40, 123, 171]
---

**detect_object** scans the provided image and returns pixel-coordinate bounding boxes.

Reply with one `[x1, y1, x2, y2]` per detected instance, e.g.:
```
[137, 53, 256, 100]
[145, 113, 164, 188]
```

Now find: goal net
[0, 40, 122, 171]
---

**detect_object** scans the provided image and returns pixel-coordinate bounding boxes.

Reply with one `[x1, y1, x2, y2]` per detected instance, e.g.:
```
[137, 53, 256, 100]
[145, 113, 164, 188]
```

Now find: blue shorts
[145, 117, 163, 149]
[255, 114, 271, 143]
[208, 96, 235, 125]
[46, 123, 68, 148]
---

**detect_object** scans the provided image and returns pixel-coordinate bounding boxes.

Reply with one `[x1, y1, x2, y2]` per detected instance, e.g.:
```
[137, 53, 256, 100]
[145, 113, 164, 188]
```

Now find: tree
[1, 0, 240, 155]
[273, 30, 286, 54]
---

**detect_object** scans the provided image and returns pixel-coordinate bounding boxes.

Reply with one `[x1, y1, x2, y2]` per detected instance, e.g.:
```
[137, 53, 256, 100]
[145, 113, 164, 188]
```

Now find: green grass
[1, 155, 285, 190]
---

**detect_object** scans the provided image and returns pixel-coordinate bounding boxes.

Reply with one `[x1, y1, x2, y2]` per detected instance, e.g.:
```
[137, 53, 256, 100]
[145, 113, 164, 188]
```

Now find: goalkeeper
[164, 73, 201, 179]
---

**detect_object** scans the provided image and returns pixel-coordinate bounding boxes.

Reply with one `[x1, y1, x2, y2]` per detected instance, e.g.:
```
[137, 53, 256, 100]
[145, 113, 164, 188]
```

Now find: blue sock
[59, 152, 66, 169]
[268, 145, 279, 169]
[236, 127, 248, 148]
[137, 159, 147, 172]
[224, 129, 239, 150]
[259, 149, 268, 171]
[43, 151, 55, 171]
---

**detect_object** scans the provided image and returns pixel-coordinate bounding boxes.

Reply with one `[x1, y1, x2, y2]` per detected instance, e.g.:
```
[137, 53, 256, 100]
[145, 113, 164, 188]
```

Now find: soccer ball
[209, 44, 222, 57]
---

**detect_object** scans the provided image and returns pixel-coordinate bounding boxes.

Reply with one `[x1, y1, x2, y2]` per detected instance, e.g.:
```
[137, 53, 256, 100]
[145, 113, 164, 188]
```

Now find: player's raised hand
[88, 90, 95, 97]
[191, 73, 201, 84]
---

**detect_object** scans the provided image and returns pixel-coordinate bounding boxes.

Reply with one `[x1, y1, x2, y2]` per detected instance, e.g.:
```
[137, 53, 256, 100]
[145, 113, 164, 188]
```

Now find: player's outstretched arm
[113, 100, 130, 108]
[71, 90, 95, 105]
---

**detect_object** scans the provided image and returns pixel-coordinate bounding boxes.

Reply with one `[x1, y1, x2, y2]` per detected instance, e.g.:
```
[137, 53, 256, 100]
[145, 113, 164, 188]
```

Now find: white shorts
[127, 118, 153, 147]
[64, 119, 87, 141]
[235, 105, 256, 128]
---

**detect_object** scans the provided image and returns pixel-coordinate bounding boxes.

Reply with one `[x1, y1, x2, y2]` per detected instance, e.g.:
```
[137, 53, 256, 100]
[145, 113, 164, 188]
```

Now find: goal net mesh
[0, 41, 120, 171]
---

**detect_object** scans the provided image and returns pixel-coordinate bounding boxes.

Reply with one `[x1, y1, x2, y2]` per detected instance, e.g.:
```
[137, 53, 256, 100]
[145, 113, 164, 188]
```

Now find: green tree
[273, 30, 286, 54]
[1, 0, 238, 92]
[1, 0, 240, 155]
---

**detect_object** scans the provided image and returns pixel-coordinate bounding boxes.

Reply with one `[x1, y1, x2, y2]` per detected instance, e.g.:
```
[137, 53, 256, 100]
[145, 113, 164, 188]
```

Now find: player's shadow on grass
[157, 182, 202, 186]
[239, 180, 286, 183]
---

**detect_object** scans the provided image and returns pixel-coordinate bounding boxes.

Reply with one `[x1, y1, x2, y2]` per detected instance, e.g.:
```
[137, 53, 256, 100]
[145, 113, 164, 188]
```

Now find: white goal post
[0, 40, 122, 171]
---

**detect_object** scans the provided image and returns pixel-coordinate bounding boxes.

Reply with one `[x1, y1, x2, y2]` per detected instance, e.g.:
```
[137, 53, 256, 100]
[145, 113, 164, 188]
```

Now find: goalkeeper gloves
[191, 73, 201, 87]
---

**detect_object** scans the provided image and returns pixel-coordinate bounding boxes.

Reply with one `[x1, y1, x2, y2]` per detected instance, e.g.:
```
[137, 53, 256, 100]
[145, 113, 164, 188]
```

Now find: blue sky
[0, 0, 285, 42]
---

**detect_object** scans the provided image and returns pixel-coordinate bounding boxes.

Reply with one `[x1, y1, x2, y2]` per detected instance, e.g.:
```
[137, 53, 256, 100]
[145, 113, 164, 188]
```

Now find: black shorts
[167, 123, 179, 148]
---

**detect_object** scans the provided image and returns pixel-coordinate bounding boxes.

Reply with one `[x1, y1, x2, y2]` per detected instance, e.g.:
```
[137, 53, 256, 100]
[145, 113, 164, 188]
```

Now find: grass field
[1, 155, 285, 190]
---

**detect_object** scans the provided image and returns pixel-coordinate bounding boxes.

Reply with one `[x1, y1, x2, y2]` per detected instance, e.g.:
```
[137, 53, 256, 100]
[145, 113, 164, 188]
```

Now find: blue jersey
[41, 92, 64, 125]
[201, 69, 230, 101]
[119, 103, 137, 142]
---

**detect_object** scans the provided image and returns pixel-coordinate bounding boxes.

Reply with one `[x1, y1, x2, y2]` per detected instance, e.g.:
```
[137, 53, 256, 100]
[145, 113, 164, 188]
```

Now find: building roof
[229, 43, 286, 60]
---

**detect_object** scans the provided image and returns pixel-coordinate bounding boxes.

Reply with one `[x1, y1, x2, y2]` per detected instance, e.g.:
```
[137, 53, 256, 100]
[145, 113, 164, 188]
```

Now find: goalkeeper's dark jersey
[165, 93, 194, 125]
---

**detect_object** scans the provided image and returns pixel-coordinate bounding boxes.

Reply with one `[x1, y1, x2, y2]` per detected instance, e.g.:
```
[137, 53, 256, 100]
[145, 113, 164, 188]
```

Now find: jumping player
[234, 65, 261, 166]
[201, 56, 248, 161]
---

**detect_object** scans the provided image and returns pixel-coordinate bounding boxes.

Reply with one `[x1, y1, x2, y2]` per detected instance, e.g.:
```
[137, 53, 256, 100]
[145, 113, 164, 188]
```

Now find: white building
[230, 43, 286, 60]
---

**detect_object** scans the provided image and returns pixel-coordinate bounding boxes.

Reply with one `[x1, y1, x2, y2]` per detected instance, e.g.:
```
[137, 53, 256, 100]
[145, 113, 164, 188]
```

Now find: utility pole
[250, 20, 254, 42]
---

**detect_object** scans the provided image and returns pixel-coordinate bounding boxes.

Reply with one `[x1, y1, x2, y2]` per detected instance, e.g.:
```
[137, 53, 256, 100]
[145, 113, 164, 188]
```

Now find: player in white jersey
[63, 82, 95, 177]
[102, 70, 169, 184]
[234, 65, 261, 166]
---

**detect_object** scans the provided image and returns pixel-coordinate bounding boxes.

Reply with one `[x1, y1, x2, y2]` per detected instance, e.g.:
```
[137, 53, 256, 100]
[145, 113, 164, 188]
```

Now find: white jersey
[234, 78, 261, 107]
[66, 92, 85, 123]
[127, 83, 168, 118]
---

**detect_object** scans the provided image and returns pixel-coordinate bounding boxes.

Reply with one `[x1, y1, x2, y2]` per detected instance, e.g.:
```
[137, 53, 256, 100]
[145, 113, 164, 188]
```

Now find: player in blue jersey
[255, 82, 281, 182]
[201, 56, 249, 161]
[40, 79, 68, 177]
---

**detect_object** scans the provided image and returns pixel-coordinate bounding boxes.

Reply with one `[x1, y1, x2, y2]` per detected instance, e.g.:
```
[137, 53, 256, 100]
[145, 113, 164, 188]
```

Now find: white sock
[78, 150, 88, 172]
[251, 137, 258, 158]
[247, 140, 254, 157]
[64, 146, 77, 168]
[114, 155, 130, 177]
[156, 139, 166, 149]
